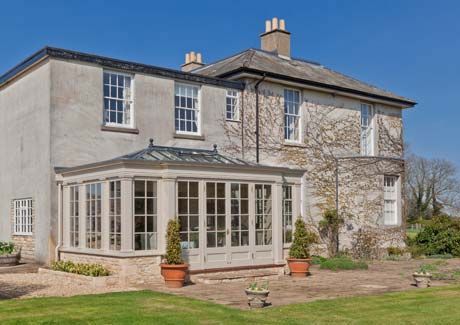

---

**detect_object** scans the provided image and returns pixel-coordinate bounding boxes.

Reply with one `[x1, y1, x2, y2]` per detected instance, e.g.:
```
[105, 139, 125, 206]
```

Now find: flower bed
[38, 268, 119, 288]
[52, 260, 110, 277]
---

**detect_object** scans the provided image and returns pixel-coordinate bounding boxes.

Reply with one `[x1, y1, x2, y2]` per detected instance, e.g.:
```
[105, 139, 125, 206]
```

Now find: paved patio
[141, 258, 460, 309]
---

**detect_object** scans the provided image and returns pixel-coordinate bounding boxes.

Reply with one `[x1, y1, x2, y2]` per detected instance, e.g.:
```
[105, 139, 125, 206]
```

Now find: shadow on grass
[0, 281, 48, 300]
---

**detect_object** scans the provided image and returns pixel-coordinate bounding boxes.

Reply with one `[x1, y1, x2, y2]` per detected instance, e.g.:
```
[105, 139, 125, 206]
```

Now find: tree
[406, 154, 460, 221]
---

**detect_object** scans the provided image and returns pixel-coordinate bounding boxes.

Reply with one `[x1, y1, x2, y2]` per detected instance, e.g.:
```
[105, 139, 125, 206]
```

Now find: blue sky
[1, 0, 459, 168]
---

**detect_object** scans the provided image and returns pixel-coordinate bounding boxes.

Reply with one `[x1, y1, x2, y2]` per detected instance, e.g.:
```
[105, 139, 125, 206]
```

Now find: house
[0, 18, 415, 282]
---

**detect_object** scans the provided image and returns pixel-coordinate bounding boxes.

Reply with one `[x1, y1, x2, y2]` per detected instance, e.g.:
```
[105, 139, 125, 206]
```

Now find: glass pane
[217, 215, 226, 231]
[231, 232, 239, 247]
[189, 182, 199, 197]
[135, 215, 145, 232]
[231, 199, 239, 214]
[146, 198, 156, 214]
[256, 231, 264, 246]
[180, 233, 189, 249]
[179, 216, 188, 231]
[241, 200, 248, 214]
[241, 215, 249, 230]
[206, 183, 215, 198]
[147, 181, 157, 198]
[206, 200, 215, 214]
[190, 215, 199, 231]
[217, 232, 226, 247]
[178, 199, 188, 214]
[207, 232, 216, 248]
[217, 183, 225, 198]
[147, 215, 154, 232]
[135, 198, 145, 215]
[190, 233, 199, 249]
[231, 183, 239, 198]
[135, 181, 145, 197]
[217, 199, 225, 214]
[231, 215, 239, 230]
[264, 230, 272, 245]
[241, 184, 248, 198]
[135, 234, 145, 250]
[189, 199, 199, 214]
[241, 231, 249, 246]
[178, 182, 188, 197]
[207, 215, 216, 231]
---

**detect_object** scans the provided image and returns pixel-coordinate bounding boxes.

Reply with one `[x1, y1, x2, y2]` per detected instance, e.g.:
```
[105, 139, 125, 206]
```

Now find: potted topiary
[413, 264, 433, 288]
[0, 241, 20, 267]
[287, 217, 316, 277]
[244, 281, 270, 308]
[160, 219, 189, 288]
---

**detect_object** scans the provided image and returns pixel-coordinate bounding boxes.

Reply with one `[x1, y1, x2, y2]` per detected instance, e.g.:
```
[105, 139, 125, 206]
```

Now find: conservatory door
[253, 184, 274, 265]
[204, 182, 253, 269]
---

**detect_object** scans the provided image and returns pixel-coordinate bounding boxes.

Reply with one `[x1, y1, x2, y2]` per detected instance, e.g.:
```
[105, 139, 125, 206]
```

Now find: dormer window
[103, 71, 134, 127]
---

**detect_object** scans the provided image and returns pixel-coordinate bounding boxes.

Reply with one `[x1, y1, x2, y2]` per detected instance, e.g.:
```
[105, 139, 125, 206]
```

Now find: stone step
[191, 267, 284, 285]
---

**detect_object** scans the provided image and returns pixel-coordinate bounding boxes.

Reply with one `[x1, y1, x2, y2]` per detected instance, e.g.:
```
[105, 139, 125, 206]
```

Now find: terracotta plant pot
[287, 258, 311, 277]
[160, 263, 189, 288]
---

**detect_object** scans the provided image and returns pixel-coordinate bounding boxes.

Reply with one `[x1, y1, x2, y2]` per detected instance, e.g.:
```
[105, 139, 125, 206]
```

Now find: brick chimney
[260, 17, 291, 58]
[181, 51, 204, 72]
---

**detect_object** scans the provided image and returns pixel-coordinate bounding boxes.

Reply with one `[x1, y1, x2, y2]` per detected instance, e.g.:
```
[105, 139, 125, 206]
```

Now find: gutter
[217, 67, 417, 107]
[254, 74, 266, 163]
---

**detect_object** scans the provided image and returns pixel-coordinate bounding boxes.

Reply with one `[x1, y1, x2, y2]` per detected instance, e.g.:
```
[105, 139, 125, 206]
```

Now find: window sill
[12, 233, 33, 237]
[283, 141, 305, 148]
[173, 133, 205, 141]
[101, 125, 139, 134]
[225, 119, 241, 123]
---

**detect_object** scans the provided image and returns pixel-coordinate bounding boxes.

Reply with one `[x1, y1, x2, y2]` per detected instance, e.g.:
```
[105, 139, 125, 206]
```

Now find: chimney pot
[261, 18, 291, 57]
[197, 53, 202, 63]
[265, 20, 271, 32]
[185, 53, 190, 64]
[190, 51, 196, 62]
[280, 19, 286, 30]
[272, 17, 279, 30]
[181, 51, 205, 72]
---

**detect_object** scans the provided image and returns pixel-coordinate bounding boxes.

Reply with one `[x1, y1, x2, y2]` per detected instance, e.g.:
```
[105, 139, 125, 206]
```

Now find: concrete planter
[38, 268, 119, 288]
[245, 289, 270, 308]
[0, 252, 20, 267]
[413, 273, 432, 288]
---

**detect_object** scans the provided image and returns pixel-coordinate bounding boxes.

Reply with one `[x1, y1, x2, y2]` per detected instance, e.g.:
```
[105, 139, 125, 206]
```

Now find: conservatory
[55, 142, 304, 280]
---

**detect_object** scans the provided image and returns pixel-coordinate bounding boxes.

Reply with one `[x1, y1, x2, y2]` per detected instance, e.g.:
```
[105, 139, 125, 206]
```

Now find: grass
[319, 256, 368, 271]
[2, 286, 460, 324]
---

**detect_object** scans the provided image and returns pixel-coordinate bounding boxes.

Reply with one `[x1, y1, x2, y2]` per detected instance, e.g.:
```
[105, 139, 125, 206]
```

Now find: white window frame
[69, 186, 80, 248]
[255, 184, 273, 246]
[383, 175, 399, 226]
[109, 180, 122, 251]
[177, 181, 200, 249]
[226, 90, 239, 121]
[360, 103, 375, 156]
[284, 89, 301, 143]
[85, 183, 102, 249]
[282, 185, 293, 244]
[175, 83, 201, 135]
[13, 198, 33, 235]
[133, 180, 158, 251]
[103, 70, 134, 128]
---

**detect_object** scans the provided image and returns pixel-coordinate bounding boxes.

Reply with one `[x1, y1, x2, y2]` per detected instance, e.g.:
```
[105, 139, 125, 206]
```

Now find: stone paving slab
[141, 259, 460, 309]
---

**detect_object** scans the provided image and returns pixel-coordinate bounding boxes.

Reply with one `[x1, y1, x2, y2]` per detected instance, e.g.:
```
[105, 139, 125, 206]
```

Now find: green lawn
[1, 286, 460, 324]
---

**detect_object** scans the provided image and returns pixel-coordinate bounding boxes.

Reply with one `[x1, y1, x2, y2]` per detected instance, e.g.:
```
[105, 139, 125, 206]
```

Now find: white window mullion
[13, 198, 33, 236]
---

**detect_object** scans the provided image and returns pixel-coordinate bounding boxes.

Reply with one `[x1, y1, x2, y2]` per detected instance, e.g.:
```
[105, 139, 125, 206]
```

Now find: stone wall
[9, 199, 36, 260]
[222, 80, 406, 255]
[60, 252, 163, 285]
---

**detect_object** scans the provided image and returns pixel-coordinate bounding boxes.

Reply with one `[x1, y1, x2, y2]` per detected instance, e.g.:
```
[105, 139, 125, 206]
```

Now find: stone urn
[413, 272, 432, 288]
[0, 252, 20, 267]
[245, 289, 270, 308]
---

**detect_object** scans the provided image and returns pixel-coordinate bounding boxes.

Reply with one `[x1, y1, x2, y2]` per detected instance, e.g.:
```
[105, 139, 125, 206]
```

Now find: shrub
[319, 209, 344, 257]
[0, 241, 15, 256]
[412, 215, 460, 257]
[351, 228, 380, 260]
[289, 217, 318, 259]
[319, 256, 368, 271]
[165, 218, 183, 265]
[52, 260, 110, 277]
[387, 246, 405, 256]
[311, 255, 327, 265]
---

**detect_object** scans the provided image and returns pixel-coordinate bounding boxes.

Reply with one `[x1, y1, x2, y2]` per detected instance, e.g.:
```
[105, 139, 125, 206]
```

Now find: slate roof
[118, 140, 257, 166]
[193, 49, 416, 106]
